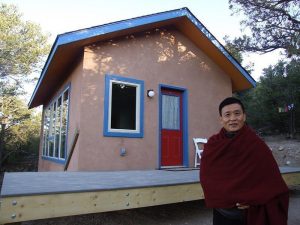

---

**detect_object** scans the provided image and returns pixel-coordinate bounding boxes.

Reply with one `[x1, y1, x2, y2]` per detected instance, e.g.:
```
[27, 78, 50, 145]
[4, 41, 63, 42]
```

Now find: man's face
[220, 103, 246, 132]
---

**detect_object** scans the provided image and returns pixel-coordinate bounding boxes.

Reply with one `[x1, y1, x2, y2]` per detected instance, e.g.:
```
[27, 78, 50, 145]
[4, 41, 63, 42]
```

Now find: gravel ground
[265, 136, 300, 167]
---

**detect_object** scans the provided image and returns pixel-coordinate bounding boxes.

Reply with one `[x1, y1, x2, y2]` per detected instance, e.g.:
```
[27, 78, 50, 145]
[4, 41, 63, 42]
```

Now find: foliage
[228, 0, 300, 57]
[224, 39, 254, 74]
[0, 96, 41, 168]
[0, 3, 50, 170]
[224, 38, 244, 63]
[0, 3, 50, 92]
[236, 59, 300, 136]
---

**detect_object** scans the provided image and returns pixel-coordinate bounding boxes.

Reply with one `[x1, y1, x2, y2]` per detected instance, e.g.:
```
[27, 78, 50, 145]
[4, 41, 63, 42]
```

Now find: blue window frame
[42, 85, 70, 163]
[158, 84, 189, 167]
[104, 75, 144, 138]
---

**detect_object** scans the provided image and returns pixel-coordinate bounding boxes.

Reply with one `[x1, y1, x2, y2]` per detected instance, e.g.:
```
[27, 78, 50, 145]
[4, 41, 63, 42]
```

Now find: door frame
[158, 84, 189, 168]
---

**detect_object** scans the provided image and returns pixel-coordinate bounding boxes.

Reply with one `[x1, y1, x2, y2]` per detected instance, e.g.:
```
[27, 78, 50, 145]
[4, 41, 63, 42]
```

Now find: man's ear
[243, 113, 247, 122]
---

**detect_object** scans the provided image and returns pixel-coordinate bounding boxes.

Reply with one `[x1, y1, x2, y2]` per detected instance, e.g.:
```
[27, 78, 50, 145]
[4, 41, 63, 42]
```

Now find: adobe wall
[78, 27, 232, 171]
[38, 58, 83, 171]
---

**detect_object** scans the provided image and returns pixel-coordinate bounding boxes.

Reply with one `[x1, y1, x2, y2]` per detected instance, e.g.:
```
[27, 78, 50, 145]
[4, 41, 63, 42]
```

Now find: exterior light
[147, 89, 155, 98]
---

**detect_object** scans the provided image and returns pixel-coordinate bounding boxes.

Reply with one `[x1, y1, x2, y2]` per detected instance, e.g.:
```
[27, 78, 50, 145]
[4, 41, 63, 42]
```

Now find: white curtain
[162, 95, 180, 130]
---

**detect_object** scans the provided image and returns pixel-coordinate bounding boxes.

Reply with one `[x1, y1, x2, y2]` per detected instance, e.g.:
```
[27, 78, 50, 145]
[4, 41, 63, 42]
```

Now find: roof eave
[28, 7, 256, 109]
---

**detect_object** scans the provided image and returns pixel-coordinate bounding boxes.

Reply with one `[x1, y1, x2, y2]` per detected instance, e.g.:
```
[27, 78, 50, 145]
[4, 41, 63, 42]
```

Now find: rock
[278, 146, 284, 151]
[286, 161, 291, 165]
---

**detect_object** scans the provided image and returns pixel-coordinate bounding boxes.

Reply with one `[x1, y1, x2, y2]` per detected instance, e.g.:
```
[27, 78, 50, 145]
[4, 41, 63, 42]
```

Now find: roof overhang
[29, 7, 256, 108]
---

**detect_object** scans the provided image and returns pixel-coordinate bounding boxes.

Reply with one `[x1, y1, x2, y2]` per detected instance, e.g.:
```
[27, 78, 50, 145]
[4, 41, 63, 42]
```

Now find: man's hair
[219, 97, 245, 116]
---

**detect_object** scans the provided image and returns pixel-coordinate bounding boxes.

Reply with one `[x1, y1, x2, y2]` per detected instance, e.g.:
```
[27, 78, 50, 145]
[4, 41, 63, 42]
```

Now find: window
[104, 75, 144, 137]
[162, 94, 180, 130]
[42, 87, 70, 162]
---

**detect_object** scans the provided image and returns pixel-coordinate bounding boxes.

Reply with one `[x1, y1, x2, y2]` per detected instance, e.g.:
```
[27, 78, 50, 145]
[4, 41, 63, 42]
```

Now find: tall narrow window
[60, 90, 69, 159]
[104, 75, 144, 138]
[42, 87, 69, 162]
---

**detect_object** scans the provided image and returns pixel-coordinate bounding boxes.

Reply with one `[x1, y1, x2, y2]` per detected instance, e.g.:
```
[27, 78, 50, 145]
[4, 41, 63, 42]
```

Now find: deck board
[0, 167, 300, 224]
[1, 169, 200, 197]
[1, 167, 300, 197]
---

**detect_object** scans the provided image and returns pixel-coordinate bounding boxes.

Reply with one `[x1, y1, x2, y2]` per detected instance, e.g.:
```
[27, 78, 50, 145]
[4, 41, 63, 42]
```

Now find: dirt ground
[265, 135, 300, 167]
[18, 136, 300, 225]
[20, 194, 300, 225]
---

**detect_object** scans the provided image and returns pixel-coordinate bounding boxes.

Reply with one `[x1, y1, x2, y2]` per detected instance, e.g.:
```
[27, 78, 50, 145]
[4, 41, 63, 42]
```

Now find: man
[200, 97, 289, 225]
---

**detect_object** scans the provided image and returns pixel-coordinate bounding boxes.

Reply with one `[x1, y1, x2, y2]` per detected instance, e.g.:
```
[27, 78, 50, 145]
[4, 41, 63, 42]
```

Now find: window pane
[162, 95, 180, 130]
[60, 90, 69, 159]
[46, 107, 51, 156]
[49, 102, 56, 157]
[42, 88, 69, 161]
[111, 82, 136, 130]
[55, 97, 62, 158]
[43, 108, 50, 156]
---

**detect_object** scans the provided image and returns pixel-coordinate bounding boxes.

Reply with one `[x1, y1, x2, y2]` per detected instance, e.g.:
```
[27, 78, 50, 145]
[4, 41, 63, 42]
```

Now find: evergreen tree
[228, 0, 300, 57]
[0, 96, 41, 168]
[0, 3, 50, 169]
[238, 60, 300, 137]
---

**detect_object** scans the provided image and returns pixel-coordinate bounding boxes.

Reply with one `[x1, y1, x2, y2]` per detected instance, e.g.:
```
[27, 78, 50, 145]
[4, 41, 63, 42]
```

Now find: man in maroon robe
[200, 97, 289, 225]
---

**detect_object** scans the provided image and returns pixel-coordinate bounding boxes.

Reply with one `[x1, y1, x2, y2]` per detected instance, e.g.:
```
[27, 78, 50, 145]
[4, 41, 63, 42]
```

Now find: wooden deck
[1, 167, 300, 224]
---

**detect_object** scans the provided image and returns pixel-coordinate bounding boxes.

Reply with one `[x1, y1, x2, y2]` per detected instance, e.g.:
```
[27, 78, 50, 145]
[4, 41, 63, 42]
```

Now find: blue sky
[2, 0, 282, 85]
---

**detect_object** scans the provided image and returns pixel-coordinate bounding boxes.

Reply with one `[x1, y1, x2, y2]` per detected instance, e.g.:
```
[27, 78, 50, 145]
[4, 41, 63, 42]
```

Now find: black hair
[219, 97, 245, 116]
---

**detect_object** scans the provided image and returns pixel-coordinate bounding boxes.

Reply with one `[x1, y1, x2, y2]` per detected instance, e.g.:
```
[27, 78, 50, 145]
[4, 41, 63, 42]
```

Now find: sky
[2, 0, 283, 98]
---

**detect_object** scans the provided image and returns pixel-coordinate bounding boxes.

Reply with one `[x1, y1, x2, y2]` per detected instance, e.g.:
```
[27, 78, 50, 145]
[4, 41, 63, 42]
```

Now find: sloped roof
[29, 7, 256, 108]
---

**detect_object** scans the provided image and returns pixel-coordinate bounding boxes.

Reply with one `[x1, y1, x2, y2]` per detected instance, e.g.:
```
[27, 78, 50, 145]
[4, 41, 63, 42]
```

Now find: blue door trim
[158, 84, 189, 168]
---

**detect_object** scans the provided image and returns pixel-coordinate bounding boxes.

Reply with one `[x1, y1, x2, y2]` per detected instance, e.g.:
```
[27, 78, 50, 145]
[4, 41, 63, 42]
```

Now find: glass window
[111, 83, 136, 130]
[42, 87, 69, 162]
[162, 95, 180, 130]
[104, 75, 144, 138]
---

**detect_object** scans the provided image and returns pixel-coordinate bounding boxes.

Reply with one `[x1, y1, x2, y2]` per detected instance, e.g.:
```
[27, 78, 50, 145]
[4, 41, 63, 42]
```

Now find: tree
[237, 59, 300, 136]
[228, 0, 300, 57]
[0, 96, 41, 169]
[224, 39, 254, 74]
[0, 3, 50, 169]
[0, 3, 50, 93]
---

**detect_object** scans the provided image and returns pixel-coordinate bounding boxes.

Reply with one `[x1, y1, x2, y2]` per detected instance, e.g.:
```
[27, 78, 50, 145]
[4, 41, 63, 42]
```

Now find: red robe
[200, 125, 289, 225]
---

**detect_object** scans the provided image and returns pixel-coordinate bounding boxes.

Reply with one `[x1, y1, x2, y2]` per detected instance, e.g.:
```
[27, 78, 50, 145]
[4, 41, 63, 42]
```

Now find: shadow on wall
[82, 26, 212, 102]
[79, 26, 215, 135]
[72, 26, 216, 169]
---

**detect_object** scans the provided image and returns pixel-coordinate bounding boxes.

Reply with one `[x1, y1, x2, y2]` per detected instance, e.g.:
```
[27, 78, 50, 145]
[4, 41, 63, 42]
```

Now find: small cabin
[29, 8, 255, 171]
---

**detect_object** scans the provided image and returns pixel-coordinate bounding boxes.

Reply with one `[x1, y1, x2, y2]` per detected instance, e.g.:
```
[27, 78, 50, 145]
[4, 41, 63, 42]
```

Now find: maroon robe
[200, 125, 289, 225]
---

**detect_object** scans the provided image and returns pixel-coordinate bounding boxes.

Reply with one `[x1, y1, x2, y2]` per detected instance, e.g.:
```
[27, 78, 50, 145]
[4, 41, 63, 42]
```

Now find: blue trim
[41, 156, 65, 165]
[103, 74, 144, 138]
[56, 10, 186, 46]
[158, 84, 189, 168]
[182, 89, 189, 167]
[41, 83, 71, 164]
[64, 85, 71, 162]
[184, 10, 256, 88]
[158, 88, 162, 168]
[29, 7, 256, 108]
[29, 42, 60, 107]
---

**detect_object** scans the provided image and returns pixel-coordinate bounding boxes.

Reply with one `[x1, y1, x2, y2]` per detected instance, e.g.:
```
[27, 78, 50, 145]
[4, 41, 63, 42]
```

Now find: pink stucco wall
[38, 58, 83, 171]
[38, 27, 232, 171]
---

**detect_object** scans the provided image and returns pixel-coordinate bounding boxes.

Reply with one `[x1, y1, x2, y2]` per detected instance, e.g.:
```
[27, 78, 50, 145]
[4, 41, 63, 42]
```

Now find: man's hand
[236, 203, 250, 209]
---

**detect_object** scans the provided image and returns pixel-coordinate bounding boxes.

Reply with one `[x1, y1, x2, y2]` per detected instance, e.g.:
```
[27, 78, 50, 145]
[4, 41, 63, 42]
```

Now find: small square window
[104, 75, 144, 137]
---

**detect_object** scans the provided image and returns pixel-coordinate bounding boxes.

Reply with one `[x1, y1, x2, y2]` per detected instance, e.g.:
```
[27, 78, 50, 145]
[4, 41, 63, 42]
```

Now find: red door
[161, 89, 183, 166]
